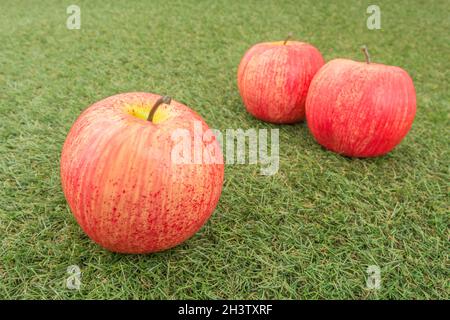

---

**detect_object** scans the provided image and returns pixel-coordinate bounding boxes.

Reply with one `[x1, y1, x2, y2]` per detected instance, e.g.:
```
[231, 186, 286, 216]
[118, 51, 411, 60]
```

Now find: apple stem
[283, 32, 293, 45]
[147, 96, 171, 122]
[361, 45, 371, 64]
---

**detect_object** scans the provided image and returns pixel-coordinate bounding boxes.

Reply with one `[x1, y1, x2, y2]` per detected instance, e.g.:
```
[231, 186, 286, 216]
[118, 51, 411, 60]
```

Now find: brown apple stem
[147, 96, 172, 122]
[361, 45, 371, 64]
[283, 32, 293, 45]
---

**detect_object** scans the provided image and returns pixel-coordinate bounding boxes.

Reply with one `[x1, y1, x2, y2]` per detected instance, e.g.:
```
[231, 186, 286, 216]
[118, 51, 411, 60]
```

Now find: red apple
[305, 47, 416, 157]
[237, 36, 324, 123]
[60, 92, 224, 253]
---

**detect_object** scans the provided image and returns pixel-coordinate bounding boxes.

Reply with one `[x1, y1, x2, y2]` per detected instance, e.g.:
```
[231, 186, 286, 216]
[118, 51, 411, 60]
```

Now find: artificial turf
[0, 0, 448, 299]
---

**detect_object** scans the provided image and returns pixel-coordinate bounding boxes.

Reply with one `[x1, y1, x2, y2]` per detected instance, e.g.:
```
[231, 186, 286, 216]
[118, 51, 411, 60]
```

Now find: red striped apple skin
[60, 92, 224, 254]
[237, 41, 324, 123]
[305, 59, 416, 157]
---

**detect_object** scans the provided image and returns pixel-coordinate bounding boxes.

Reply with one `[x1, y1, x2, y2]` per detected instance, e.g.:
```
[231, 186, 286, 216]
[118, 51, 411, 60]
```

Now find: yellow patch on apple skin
[267, 40, 306, 46]
[151, 108, 171, 124]
[125, 104, 171, 124]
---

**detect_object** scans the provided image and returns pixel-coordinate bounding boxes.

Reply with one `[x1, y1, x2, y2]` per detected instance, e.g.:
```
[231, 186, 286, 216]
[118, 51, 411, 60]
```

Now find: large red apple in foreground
[237, 36, 324, 123]
[61, 92, 224, 253]
[305, 47, 416, 157]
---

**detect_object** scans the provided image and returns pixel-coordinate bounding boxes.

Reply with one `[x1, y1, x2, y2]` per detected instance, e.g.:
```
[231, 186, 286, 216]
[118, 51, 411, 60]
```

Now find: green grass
[0, 0, 448, 299]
